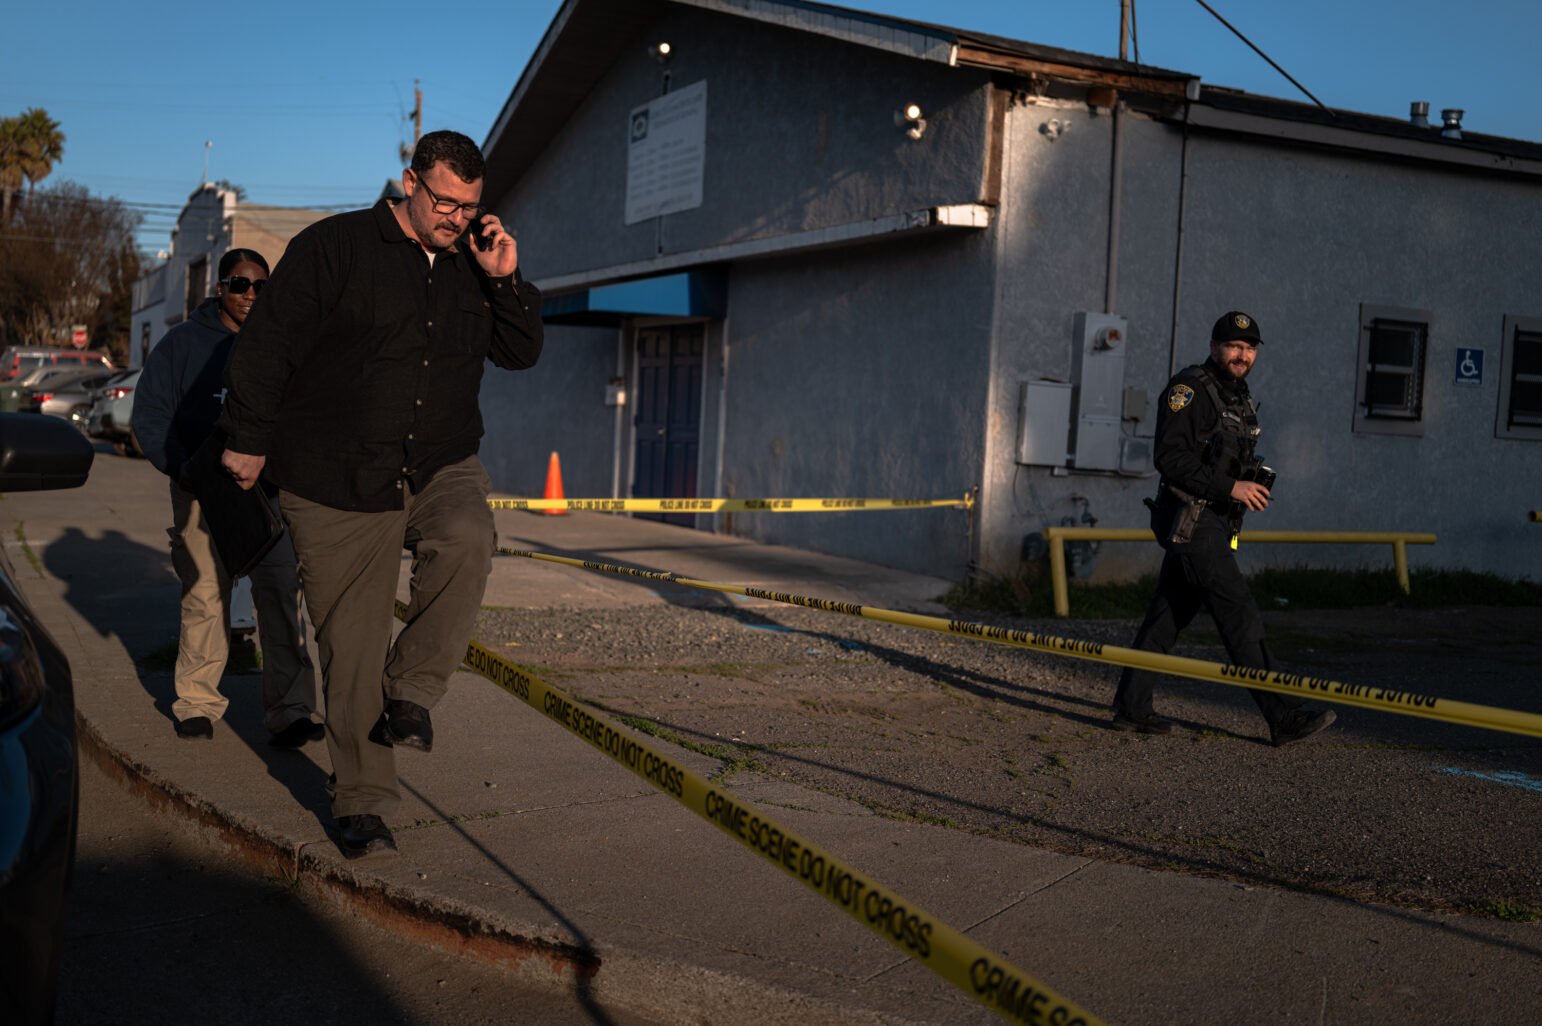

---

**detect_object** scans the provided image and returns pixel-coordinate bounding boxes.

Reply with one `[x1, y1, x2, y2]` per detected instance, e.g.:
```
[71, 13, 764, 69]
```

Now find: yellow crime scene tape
[499, 549, 1542, 740]
[390, 601, 1103, 1026]
[487, 495, 974, 513]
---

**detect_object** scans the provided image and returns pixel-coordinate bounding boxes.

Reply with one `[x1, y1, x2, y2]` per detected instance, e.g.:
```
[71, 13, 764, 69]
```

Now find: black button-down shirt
[219, 199, 543, 511]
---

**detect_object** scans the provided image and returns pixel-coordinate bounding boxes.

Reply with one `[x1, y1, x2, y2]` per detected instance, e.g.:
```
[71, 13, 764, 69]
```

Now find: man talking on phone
[218, 130, 543, 859]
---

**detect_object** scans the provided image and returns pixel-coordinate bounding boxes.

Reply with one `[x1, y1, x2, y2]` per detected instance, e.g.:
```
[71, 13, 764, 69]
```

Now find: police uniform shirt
[1154, 357, 1250, 506]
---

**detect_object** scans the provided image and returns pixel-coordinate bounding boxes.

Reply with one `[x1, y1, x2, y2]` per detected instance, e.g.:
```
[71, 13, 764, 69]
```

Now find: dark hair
[410, 130, 486, 183]
[219, 248, 270, 278]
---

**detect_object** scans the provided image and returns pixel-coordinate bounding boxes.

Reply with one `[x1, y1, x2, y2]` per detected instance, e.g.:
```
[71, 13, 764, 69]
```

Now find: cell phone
[472, 219, 494, 251]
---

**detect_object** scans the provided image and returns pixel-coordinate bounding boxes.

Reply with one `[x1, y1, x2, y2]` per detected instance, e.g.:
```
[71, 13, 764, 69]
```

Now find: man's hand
[467, 214, 519, 278]
[1230, 479, 1271, 512]
[221, 449, 266, 491]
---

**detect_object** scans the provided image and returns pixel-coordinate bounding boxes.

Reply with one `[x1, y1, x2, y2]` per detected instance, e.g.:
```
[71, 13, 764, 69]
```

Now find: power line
[1193, 0, 1336, 117]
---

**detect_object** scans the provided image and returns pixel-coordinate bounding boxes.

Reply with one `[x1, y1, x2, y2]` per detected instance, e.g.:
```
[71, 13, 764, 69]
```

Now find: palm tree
[0, 108, 65, 223]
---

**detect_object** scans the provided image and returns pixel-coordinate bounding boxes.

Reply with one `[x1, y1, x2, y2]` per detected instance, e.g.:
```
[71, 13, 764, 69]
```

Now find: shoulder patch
[1167, 383, 1195, 412]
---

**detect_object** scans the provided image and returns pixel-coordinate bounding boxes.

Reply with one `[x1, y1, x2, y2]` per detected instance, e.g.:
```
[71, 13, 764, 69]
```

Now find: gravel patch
[474, 595, 1542, 919]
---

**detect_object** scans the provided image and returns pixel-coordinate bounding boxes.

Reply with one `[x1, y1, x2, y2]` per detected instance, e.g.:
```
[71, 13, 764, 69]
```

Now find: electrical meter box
[1015, 380, 1071, 465]
[1070, 312, 1128, 470]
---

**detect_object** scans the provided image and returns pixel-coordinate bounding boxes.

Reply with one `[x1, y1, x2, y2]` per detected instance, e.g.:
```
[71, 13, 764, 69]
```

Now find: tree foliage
[0, 181, 142, 362]
[211, 178, 248, 201]
[0, 107, 66, 224]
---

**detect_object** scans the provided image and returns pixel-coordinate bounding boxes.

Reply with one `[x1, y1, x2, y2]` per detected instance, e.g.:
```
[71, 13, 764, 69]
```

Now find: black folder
[178, 433, 286, 579]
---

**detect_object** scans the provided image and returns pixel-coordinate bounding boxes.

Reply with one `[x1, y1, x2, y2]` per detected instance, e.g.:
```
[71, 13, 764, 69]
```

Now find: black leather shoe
[1110, 711, 1176, 735]
[1270, 708, 1336, 747]
[384, 699, 433, 752]
[336, 815, 397, 859]
[268, 719, 325, 750]
[175, 716, 214, 740]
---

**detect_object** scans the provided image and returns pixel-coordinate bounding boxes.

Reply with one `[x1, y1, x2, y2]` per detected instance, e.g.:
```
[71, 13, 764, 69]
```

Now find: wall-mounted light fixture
[1039, 117, 1069, 141]
[896, 102, 926, 140]
[649, 41, 673, 63]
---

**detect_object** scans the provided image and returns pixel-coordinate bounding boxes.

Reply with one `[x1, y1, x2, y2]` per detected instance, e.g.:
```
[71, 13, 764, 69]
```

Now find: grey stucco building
[474, 0, 1542, 585]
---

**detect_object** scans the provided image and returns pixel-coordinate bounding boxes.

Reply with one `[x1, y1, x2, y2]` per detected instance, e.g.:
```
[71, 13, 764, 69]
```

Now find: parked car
[0, 347, 112, 384]
[0, 413, 94, 1025]
[85, 368, 141, 457]
[9, 366, 104, 413]
[24, 369, 117, 427]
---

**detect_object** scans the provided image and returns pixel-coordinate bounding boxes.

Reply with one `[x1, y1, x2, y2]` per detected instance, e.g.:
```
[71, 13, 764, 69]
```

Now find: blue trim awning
[542, 269, 726, 325]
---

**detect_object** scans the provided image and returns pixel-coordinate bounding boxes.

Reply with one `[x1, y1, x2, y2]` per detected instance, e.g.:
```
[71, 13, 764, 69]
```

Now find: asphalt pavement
[11, 446, 1538, 1026]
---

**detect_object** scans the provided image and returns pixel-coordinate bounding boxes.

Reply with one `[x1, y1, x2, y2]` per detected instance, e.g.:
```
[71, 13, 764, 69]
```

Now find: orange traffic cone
[542, 451, 567, 515]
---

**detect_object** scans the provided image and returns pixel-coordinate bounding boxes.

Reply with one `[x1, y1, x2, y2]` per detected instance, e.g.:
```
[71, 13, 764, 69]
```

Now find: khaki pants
[168, 482, 320, 731]
[279, 456, 494, 818]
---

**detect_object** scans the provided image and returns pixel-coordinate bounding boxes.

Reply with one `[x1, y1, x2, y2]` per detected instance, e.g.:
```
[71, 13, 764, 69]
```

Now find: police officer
[1111, 311, 1335, 746]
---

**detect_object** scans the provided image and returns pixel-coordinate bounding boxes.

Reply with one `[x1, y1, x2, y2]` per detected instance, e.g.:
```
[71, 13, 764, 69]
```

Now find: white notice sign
[625, 80, 706, 226]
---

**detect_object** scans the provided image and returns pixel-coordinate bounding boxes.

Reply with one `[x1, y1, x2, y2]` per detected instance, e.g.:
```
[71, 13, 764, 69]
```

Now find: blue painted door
[633, 325, 704, 526]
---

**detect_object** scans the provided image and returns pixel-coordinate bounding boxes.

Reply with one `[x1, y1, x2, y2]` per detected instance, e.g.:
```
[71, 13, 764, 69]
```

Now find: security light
[896, 103, 926, 140]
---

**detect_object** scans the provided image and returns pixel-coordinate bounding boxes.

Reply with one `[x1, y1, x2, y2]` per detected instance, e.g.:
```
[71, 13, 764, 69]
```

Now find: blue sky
[3, 0, 1535, 253]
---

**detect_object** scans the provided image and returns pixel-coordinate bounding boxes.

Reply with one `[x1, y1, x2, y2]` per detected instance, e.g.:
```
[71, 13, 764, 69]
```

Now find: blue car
[0, 413, 95, 1024]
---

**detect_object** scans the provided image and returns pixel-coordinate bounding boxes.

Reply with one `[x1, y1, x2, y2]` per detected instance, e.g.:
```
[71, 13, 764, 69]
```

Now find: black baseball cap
[1211, 310, 1263, 345]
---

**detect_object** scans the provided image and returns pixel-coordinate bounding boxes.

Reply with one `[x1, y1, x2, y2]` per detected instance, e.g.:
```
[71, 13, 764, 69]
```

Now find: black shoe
[268, 719, 325, 750]
[336, 814, 398, 860]
[175, 716, 214, 740]
[384, 699, 433, 752]
[1270, 708, 1337, 747]
[1110, 711, 1176, 735]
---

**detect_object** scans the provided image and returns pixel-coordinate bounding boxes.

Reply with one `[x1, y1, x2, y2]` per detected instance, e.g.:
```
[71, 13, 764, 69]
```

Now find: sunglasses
[220, 276, 267, 296]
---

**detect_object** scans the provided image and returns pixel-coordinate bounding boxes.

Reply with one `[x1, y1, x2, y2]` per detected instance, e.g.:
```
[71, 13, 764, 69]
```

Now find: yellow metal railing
[1043, 526, 1437, 617]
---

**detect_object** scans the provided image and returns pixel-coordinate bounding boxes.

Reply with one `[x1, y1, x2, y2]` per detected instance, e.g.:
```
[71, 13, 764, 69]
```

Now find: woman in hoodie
[132, 248, 321, 746]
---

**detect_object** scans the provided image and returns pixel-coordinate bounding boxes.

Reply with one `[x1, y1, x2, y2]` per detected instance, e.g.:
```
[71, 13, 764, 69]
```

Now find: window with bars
[1354, 305, 1431, 437]
[1497, 316, 1542, 440]
[1364, 318, 1427, 419]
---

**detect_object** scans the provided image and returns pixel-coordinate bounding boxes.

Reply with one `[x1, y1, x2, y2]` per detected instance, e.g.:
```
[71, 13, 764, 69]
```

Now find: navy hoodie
[132, 298, 237, 482]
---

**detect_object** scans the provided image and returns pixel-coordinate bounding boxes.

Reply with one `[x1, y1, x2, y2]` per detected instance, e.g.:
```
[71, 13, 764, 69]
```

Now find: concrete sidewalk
[13, 448, 1537, 1026]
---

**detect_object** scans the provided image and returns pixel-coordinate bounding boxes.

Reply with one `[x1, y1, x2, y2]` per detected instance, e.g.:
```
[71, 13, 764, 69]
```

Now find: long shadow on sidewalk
[398, 779, 618, 1026]
[41, 524, 332, 827]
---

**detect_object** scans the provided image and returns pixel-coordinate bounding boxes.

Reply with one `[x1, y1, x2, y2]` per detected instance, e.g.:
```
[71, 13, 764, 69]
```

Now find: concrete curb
[73, 709, 932, 1026]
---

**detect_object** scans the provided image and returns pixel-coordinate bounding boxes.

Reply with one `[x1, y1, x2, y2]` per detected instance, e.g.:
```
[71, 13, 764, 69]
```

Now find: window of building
[1353, 304, 1431, 437]
[140, 321, 151, 364]
[1496, 315, 1542, 441]
[185, 257, 208, 316]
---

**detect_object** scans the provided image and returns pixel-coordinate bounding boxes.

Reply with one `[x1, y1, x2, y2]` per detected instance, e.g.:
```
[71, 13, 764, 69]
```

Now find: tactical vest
[1191, 362, 1260, 479]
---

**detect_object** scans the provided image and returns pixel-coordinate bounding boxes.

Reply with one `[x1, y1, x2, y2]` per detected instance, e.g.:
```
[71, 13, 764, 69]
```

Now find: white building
[129, 184, 328, 366]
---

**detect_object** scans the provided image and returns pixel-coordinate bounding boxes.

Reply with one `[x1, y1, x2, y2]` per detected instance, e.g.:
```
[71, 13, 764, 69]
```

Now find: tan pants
[280, 456, 495, 818]
[169, 482, 320, 732]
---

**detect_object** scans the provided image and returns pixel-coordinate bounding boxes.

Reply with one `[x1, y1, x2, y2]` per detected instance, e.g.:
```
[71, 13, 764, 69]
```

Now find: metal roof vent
[1440, 108, 1464, 139]
[1409, 101, 1430, 128]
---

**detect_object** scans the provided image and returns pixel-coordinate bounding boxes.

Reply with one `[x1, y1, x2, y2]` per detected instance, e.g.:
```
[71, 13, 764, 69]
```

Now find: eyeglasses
[220, 276, 266, 296]
[414, 176, 485, 219]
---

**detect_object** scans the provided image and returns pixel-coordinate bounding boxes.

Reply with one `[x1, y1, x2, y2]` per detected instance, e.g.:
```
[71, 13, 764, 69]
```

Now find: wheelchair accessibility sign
[1455, 348, 1484, 386]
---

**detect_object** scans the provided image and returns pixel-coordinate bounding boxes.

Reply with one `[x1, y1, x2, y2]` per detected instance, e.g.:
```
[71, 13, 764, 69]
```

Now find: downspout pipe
[1168, 108, 1192, 376]
[1104, 100, 1123, 314]
[1106, 0, 1131, 314]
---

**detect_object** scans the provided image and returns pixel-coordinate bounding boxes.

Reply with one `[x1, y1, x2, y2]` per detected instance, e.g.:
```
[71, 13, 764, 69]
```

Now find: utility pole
[1119, 0, 1131, 61]
[398, 80, 422, 165]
